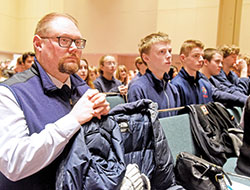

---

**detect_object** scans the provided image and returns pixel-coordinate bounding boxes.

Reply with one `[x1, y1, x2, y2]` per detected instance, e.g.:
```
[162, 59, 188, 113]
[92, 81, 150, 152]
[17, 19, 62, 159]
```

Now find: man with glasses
[0, 12, 110, 189]
[94, 55, 128, 95]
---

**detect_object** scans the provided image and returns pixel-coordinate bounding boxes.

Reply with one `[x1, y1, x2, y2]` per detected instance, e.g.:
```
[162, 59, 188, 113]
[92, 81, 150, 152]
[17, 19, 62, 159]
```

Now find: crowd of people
[1, 12, 250, 189]
[5, 36, 250, 113]
[72, 34, 250, 116]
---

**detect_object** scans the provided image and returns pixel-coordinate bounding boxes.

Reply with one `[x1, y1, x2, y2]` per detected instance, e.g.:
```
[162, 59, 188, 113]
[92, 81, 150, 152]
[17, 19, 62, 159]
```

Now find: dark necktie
[60, 84, 71, 101]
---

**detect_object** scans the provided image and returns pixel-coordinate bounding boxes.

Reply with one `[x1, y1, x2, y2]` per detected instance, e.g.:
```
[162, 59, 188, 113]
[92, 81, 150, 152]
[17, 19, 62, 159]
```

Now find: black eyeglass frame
[40, 36, 86, 49]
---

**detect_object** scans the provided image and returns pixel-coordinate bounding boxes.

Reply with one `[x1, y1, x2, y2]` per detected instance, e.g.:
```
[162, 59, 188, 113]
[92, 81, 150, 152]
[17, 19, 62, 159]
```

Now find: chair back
[159, 113, 197, 161]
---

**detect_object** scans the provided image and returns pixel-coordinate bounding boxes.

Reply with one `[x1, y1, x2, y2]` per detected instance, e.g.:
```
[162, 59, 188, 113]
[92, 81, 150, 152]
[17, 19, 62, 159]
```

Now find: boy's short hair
[218, 44, 240, 59]
[203, 48, 223, 62]
[138, 32, 171, 62]
[180, 39, 204, 56]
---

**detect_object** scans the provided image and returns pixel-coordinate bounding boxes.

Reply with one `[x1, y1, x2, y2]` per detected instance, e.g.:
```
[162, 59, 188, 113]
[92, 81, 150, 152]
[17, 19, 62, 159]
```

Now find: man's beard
[58, 54, 80, 75]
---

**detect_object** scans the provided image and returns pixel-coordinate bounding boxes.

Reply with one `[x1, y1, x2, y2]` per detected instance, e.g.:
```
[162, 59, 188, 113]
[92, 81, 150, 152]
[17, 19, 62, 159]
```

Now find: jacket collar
[145, 69, 170, 91]
[179, 67, 202, 84]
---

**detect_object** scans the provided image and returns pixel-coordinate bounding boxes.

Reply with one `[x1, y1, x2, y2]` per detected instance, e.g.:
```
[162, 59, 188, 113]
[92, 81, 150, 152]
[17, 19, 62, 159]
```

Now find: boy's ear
[142, 53, 149, 63]
[179, 54, 186, 62]
[203, 59, 209, 66]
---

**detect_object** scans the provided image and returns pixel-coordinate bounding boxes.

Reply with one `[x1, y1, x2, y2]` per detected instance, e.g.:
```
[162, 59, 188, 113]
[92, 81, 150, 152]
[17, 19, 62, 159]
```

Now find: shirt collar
[47, 73, 71, 89]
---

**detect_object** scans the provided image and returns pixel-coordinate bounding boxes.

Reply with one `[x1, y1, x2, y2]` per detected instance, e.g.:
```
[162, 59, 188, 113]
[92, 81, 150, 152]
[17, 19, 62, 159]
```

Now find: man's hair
[138, 32, 171, 63]
[218, 44, 240, 59]
[22, 52, 35, 64]
[134, 56, 147, 70]
[203, 48, 223, 62]
[34, 12, 79, 36]
[180, 39, 204, 56]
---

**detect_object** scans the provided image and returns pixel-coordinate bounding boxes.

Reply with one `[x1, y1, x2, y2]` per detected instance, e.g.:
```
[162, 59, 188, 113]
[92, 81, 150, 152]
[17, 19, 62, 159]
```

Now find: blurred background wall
[0, 0, 248, 71]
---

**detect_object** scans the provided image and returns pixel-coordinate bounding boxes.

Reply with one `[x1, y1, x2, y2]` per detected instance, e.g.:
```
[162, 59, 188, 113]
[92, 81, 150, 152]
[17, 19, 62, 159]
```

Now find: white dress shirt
[0, 76, 81, 181]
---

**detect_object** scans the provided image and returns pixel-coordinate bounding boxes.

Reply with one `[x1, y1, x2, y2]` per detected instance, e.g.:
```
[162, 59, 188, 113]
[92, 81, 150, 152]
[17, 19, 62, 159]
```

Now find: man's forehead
[48, 17, 81, 36]
[153, 41, 171, 47]
[190, 47, 203, 54]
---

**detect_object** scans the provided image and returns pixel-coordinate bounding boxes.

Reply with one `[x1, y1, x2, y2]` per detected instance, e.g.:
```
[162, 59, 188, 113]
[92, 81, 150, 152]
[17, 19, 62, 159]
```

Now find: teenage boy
[171, 40, 213, 106]
[201, 48, 247, 107]
[128, 32, 180, 118]
[212, 45, 250, 95]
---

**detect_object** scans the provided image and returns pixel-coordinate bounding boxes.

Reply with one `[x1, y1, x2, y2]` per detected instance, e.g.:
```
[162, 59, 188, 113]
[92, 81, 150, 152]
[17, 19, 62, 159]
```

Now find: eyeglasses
[40, 36, 86, 49]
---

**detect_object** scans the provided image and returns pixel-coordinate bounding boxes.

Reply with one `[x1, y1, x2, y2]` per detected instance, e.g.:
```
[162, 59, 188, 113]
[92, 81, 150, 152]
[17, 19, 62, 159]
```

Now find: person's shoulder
[93, 76, 102, 83]
[113, 77, 122, 85]
[129, 75, 148, 90]
[198, 73, 211, 85]
[2, 69, 35, 86]
[171, 74, 184, 85]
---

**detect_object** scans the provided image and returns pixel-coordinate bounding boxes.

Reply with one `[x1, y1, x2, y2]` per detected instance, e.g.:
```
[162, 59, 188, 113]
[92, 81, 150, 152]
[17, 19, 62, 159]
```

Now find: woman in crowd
[88, 65, 99, 88]
[116, 64, 129, 85]
[77, 58, 95, 89]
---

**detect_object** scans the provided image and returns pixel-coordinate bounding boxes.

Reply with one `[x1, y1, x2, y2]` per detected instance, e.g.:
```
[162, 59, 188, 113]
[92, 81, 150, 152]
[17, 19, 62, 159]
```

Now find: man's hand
[69, 89, 110, 125]
[235, 59, 248, 77]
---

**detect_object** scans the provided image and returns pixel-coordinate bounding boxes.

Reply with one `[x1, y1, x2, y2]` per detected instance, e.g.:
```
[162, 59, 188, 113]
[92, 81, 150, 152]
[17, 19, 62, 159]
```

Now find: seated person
[171, 39, 213, 106]
[77, 58, 89, 81]
[115, 64, 129, 85]
[168, 65, 178, 80]
[88, 65, 99, 88]
[77, 58, 95, 89]
[14, 56, 24, 73]
[0, 12, 109, 189]
[212, 44, 250, 95]
[128, 56, 148, 88]
[14, 52, 35, 73]
[128, 32, 180, 118]
[94, 55, 127, 95]
[201, 48, 247, 107]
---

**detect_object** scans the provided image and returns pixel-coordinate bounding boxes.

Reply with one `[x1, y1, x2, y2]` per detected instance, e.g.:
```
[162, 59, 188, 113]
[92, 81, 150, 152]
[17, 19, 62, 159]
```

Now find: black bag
[180, 102, 241, 166]
[175, 152, 232, 190]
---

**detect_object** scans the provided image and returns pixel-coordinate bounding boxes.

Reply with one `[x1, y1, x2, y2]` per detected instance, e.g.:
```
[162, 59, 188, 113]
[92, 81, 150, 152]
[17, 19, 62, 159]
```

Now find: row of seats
[159, 108, 250, 187]
[105, 95, 250, 186]
[105, 94, 127, 109]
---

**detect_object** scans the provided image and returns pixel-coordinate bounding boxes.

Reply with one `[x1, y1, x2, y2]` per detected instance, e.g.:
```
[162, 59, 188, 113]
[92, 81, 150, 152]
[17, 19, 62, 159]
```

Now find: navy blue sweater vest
[0, 60, 89, 190]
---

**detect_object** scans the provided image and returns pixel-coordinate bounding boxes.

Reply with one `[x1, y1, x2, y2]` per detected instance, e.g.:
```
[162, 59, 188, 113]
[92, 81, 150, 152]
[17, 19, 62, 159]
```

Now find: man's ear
[142, 53, 149, 63]
[33, 35, 42, 52]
